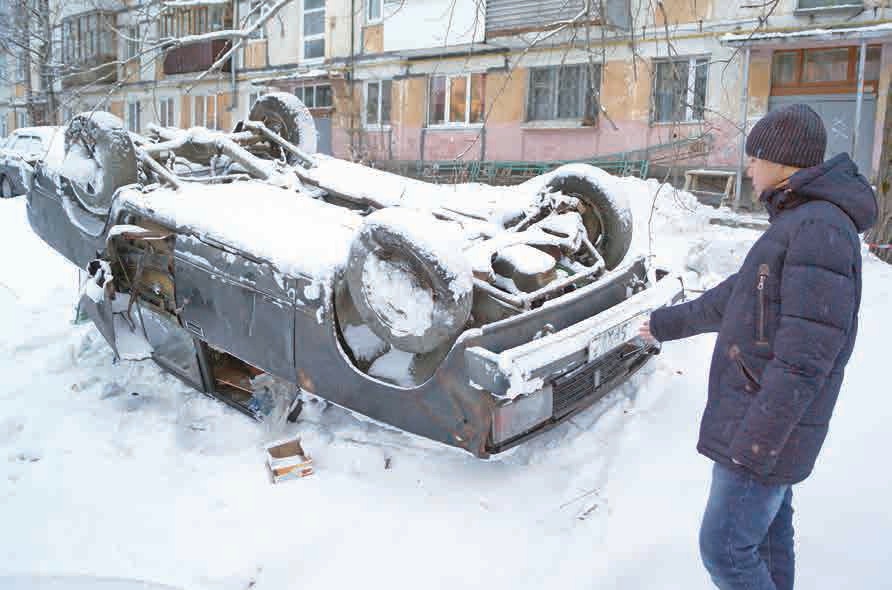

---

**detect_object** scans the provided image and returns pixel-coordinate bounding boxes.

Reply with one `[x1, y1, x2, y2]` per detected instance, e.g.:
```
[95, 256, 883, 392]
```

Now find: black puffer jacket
[650, 153, 878, 484]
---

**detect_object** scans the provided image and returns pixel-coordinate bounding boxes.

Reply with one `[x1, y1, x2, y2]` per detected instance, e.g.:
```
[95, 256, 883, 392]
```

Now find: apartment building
[1, 0, 890, 186]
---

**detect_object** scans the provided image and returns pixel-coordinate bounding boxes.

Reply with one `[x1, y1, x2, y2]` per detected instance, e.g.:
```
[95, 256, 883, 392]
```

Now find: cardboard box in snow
[266, 438, 314, 482]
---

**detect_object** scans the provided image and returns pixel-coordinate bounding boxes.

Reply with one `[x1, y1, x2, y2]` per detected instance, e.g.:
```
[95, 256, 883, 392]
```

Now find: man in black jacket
[640, 104, 877, 590]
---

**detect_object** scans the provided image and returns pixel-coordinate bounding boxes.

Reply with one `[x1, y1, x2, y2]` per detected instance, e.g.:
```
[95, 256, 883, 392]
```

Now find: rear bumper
[464, 272, 685, 452]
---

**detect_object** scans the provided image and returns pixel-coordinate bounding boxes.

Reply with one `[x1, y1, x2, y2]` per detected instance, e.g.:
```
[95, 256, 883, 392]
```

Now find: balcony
[163, 39, 233, 76]
[62, 55, 118, 89]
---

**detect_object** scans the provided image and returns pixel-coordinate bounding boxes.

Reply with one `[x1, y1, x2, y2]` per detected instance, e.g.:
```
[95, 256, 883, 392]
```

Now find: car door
[6, 134, 36, 195]
[0, 133, 18, 192]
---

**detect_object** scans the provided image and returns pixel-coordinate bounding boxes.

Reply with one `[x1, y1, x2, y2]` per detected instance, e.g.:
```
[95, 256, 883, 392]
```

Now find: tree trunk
[17, 0, 39, 126]
[866, 80, 891, 264]
[38, 0, 55, 125]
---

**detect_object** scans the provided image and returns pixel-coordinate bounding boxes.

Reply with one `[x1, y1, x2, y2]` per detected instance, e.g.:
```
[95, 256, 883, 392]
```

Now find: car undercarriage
[25, 93, 684, 456]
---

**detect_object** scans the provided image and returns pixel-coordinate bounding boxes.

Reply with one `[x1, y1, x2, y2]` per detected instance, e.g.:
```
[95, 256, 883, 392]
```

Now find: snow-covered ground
[1, 178, 889, 589]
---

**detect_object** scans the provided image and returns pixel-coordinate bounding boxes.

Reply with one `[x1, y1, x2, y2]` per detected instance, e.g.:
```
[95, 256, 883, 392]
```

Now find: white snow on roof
[120, 182, 362, 281]
[723, 22, 892, 43]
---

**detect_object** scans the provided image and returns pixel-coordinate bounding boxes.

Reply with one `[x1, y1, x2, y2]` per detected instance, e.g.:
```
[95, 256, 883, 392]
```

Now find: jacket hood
[782, 153, 878, 232]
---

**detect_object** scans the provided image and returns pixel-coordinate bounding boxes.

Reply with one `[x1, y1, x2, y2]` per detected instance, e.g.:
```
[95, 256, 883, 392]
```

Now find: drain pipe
[851, 40, 867, 160]
[231, 0, 239, 118]
[734, 46, 751, 211]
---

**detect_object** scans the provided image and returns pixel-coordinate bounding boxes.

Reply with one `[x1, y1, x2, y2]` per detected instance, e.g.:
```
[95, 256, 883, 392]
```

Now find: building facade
[1, 0, 890, 189]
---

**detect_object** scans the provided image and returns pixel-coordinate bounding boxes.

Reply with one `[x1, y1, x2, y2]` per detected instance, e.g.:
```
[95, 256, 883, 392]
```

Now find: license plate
[587, 313, 647, 362]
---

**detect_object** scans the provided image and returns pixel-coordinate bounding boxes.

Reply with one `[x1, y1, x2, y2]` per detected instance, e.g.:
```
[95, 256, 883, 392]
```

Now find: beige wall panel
[484, 70, 526, 124]
[601, 60, 652, 121]
[217, 92, 232, 130]
[362, 24, 383, 55]
[654, 0, 711, 27]
[245, 40, 268, 69]
[401, 77, 427, 128]
[180, 95, 191, 127]
[747, 51, 772, 116]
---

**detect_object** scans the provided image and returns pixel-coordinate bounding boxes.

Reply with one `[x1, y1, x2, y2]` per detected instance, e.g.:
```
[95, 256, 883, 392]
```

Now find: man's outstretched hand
[639, 320, 657, 344]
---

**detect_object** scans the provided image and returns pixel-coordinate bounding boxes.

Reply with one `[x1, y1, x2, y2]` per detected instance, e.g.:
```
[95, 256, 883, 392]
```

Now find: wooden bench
[683, 169, 737, 205]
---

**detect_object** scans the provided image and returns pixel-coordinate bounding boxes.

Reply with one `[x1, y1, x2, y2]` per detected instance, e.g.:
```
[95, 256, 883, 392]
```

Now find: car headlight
[491, 385, 553, 445]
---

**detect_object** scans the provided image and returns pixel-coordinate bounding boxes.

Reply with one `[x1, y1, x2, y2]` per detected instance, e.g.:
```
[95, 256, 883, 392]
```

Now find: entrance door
[315, 114, 332, 155]
[768, 94, 877, 176]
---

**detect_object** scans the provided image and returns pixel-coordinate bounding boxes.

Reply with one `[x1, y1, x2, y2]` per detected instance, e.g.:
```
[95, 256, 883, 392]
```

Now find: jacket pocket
[735, 357, 762, 394]
[755, 263, 770, 345]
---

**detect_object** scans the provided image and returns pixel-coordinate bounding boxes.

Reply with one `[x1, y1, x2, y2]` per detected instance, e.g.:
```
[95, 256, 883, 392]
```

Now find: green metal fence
[371, 156, 650, 186]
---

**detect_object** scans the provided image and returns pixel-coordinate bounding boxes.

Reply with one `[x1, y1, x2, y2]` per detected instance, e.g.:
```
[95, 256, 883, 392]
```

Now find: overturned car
[26, 93, 683, 457]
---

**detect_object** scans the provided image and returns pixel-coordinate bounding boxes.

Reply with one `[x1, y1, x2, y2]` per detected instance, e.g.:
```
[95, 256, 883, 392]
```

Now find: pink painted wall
[332, 117, 744, 169]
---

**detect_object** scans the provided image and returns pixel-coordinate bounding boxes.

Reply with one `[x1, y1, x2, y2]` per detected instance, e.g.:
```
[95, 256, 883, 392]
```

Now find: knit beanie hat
[745, 104, 827, 169]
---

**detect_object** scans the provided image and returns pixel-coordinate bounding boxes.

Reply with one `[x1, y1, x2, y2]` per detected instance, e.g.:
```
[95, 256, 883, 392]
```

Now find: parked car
[25, 94, 684, 457]
[0, 126, 64, 198]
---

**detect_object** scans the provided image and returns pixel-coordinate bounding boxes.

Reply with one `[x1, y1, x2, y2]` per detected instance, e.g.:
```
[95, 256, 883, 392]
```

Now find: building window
[771, 46, 881, 95]
[158, 98, 175, 127]
[124, 25, 140, 60]
[194, 95, 218, 129]
[652, 57, 708, 123]
[294, 84, 332, 108]
[428, 74, 485, 126]
[16, 111, 27, 130]
[127, 101, 142, 133]
[526, 64, 600, 122]
[15, 56, 26, 81]
[364, 80, 392, 127]
[160, 5, 231, 38]
[797, 0, 863, 9]
[367, 0, 383, 23]
[61, 12, 116, 65]
[303, 0, 325, 60]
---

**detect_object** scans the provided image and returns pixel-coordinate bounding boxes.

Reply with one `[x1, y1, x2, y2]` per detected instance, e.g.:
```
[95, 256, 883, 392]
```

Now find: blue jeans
[700, 462, 795, 590]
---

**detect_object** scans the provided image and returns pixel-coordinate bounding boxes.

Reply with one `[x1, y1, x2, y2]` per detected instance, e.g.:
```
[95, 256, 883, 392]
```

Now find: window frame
[61, 11, 116, 65]
[524, 63, 600, 123]
[158, 97, 176, 128]
[193, 94, 218, 129]
[427, 73, 485, 128]
[366, 0, 383, 23]
[770, 45, 881, 96]
[124, 24, 140, 61]
[651, 56, 709, 124]
[302, 0, 326, 62]
[294, 84, 333, 109]
[795, 0, 864, 12]
[363, 80, 392, 128]
[126, 101, 142, 133]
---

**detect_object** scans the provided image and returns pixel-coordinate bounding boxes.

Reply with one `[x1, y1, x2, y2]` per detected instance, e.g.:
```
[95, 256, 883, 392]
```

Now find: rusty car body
[25, 94, 683, 457]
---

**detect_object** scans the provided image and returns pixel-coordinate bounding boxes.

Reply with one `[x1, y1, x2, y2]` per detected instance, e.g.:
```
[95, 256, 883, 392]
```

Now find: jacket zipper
[756, 264, 770, 345]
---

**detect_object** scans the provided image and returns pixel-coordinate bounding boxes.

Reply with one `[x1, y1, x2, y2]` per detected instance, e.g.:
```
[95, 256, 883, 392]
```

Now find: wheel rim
[361, 251, 435, 340]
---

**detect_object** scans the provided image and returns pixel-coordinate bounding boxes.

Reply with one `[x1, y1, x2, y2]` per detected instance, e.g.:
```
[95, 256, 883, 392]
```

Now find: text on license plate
[587, 313, 648, 362]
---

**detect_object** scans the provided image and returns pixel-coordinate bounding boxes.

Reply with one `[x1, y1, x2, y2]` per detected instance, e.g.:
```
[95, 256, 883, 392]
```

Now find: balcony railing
[163, 39, 232, 75]
[61, 54, 118, 89]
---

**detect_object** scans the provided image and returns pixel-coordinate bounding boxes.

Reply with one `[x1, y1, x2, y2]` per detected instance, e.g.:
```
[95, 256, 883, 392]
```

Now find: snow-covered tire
[345, 209, 474, 355]
[63, 112, 137, 216]
[544, 166, 632, 270]
[0, 175, 12, 198]
[249, 93, 317, 162]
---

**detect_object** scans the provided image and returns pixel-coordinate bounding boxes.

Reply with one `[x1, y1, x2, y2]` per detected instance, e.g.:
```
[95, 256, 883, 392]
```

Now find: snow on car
[0, 126, 66, 198]
[25, 93, 684, 457]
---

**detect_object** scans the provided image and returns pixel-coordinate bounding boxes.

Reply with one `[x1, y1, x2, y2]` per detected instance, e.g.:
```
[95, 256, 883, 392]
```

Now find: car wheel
[63, 112, 138, 215]
[345, 208, 473, 355]
[249, 92, 317, 162]
[0, 175, 11, 198]
[544, 166, 633, 270]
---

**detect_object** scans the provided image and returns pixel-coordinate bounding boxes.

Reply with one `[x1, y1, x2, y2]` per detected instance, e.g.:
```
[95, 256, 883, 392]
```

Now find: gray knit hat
[745, 104, 827, 169]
